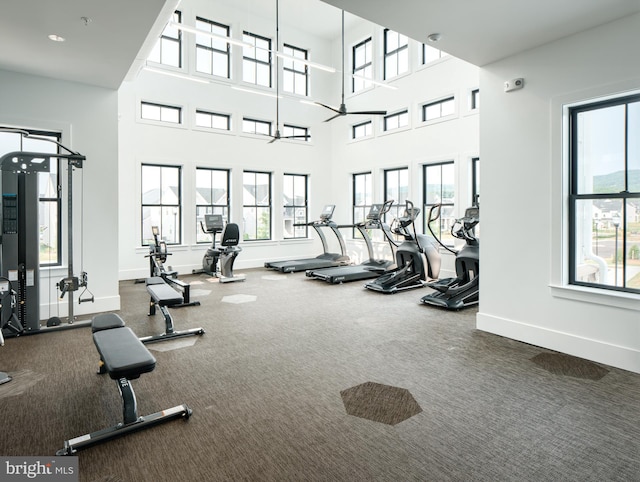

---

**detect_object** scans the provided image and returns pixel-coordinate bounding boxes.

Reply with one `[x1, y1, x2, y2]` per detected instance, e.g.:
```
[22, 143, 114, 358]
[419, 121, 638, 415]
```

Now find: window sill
[550, 284, 640, 312]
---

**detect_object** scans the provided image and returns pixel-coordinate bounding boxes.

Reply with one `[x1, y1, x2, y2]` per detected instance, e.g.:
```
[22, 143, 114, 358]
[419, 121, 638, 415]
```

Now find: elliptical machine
[364, 200, 441, 294]
[200, 214, 245, 283]
[420, 205, 479, 310]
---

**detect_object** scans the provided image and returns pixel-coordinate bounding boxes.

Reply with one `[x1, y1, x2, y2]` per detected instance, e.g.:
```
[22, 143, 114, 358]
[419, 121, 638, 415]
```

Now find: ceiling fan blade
[348, 110, 388, 116]
[324, 112, 345, 122]
[282, 135, 310, 140]
[315, 102, 342, 114]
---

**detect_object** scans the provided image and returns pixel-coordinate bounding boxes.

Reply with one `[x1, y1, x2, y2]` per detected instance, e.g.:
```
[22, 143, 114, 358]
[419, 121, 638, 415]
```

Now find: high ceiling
[0, 0, 638, 90]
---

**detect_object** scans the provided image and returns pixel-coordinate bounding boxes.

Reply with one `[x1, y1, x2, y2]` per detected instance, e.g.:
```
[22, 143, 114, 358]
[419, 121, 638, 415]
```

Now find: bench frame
[57, 318, 192, 455]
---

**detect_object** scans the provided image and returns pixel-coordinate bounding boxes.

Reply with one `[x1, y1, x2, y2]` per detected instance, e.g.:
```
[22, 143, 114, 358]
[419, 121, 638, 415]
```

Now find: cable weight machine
[0, 129, 93, 335]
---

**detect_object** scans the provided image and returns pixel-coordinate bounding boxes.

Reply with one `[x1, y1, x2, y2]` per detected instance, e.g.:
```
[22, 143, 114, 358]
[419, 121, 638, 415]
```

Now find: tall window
[352, 121, 372, 140]
[353, 172, 372, 238]
[243, 171, 271, 240]
[384, 167, 409, 222]
[422, 97, 455, 122]
[282, 44, 308, 96]
[195, 17, 230, 78]
[423, 162, 455, 245]
[352, 38, 373, 93]
[196, 110, 230, 130]
[569, 93, 640, 293]
[141, 164, 181, 245]
[148, 11, 182, 67]
[0, 128, 61, 266]
[383, 29, 408, 80]
[283, 174, 308, 238]
[384, 110, 409, 132]
[195, 168, 229, 243]
[242, 118, 271, 136]
[472, 157, 480, 206]
[422, 44, 448, 65]
[470, 89, 480, 111]
[141, 102, 182, 124]
[243, 32, 272, 87]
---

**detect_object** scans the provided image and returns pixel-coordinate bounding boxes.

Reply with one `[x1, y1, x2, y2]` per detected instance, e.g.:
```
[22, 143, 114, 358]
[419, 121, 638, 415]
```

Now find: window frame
[352, 37, 373, 93]
[384, 167, 409, 223]
[148, 10, 182, 68]
[423, 161, 456, 243]
[195, 167, 230, 243]
[383, 28, 409, 80]
[141, 101, 182, 125]
[283, 173, 308, 239]
[422, 96, 456, 122]
[242, 31, 272, 88]
[195, 109, 231, 131]
[282, 44, 309, 96]
[141, 163, 182, 246]
[195, 17, 231, 79]
[282, 124, 310, 142]
[242, 170, 272, 241]
[383, 110, 409, 132]
[352, 172, 373, 238]
[352, 120, 373, 140]
[242, 117, 272, 136]
[568, 93, 640, 294]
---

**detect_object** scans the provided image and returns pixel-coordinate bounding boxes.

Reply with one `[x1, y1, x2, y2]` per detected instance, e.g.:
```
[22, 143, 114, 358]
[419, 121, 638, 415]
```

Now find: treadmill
[264, 205, 350, 273]
[306, 200, 398, 284]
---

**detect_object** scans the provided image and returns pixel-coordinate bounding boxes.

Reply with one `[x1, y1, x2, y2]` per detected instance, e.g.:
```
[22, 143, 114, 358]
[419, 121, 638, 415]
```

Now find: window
[243, 171, 271, 240]
[352, 121, 372, 140]
[384, 110, 409, 132]
[148, 11, 182, 67]
[422, 97, 455, 122]
[470, 89, 480, 111]
[282, 44, 308, 96]
[472, 157, 480, 206]
[141, 164, 181, 245]
[352, 38, 373, 93]
[568, 93, 640, 293]
[195, 168, 229, 243]
[384, 167, 409, 222]
[243, 32, 272, 87]
[0, 128, 62, 266]
[422, 44, 448, 65]
[141, 102, 182, 124]
[353, 172, 372, 238]
[195, 17, 230, 78]
[423, 162, 455, 245]
[383, 29, 408, 80]
[283, 174, 308, 238]
[196, 110, 230, 130]
[242, 118, 271, 136]
[283, 125, 309, 142]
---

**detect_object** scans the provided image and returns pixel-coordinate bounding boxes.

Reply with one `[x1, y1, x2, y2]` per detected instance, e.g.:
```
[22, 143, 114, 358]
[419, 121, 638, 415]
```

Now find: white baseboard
[476, 312, 640, 374]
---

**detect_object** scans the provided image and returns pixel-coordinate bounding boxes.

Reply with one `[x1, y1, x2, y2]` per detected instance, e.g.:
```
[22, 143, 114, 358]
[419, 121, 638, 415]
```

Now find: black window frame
[383, 28, 409, 80]
[195, 109, 231, 131]
[422, 97, 455, 122]
[383, 110, 409, 132]
[282, 44, 309, 96]
[384, 167, 409, 223]
[352, 172, 372, 238]
[283, 173, 308, 239]
[472, 157, 480, 207]
[568, 93, 640, 294]
[195, 17, 231, 79]
[352, 120, 372, 140]
[141, 101, 182, 124]
[422, 43, 446, 65]
[282, 124, 310, 142]
[242, 31, 272, 88]
[470, 89, 480, 110]
[242, 117, 272, 136]
[242, 170, 272, 241]
[195, 167, 230, 243]
[423, 161, 455, 241]
[141, 163, 182, 246]
[352, 37, 373, 93]
[149, 10, 182, 68]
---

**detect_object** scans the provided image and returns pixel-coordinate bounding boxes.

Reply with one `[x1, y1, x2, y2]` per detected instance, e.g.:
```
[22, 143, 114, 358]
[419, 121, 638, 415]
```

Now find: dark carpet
[0, 269, 639, 481]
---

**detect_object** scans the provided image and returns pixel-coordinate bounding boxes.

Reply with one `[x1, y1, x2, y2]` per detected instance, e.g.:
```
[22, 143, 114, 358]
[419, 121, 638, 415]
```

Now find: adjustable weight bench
[57, 314, 192, 455]
[142, 277, 205, 344]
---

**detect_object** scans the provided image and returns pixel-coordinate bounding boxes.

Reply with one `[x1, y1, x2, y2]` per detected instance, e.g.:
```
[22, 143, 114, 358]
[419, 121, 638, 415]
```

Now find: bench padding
[146, 278, 183, 307]
[92, 313, 126, 333]
[93, 327, 156, 380]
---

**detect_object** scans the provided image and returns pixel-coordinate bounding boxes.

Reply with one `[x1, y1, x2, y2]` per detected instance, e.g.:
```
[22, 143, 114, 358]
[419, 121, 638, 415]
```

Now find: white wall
[328, 17, 480, 273]
[118, 0, 337, 279]
[477, 14, 640, 373]
[0, 69, 120, 319]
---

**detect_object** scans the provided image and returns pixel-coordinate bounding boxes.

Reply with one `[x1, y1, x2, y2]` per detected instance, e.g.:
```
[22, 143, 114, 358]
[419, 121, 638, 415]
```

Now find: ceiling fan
[266, 0, 310, 143]
[316, 10, 387, 123]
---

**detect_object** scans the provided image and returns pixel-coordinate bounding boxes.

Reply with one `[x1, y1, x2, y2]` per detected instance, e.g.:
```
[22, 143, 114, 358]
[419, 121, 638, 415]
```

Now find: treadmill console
[320, 205, 335, 221]
[204, 214, 224, 232]
[367, 204, 383, 221]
